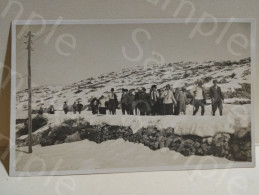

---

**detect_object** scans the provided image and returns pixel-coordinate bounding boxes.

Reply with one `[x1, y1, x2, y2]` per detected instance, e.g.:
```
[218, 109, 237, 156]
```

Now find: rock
[222, 133, 231, 141]
[165, 138, 173, 147]
[207, 137, 213, 144]
[65, 132, 82, 143]
[235, 129, 249, 138]
[214, 133, 222, 140]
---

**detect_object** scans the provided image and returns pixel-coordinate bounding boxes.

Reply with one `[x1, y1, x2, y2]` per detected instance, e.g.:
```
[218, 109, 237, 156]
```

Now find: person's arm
[184, 93, 188, 103]
[171, 91, 177, 104]
[202, 88, 206, 100]
[125, 95, 128, 105]
[190, 86, 195, 97]
[157, 91, 160, 98]
[209, 87, 215, 103]
[160, 91, 165, 98]
[219, 87, 224, 101]
[175, 92, 179, 101]
[209, 87, 213, 99]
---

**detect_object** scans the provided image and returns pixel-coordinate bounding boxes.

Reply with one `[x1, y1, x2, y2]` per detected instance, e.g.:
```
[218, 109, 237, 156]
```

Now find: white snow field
[17, 103, 250, 140]
[15, 139, 231, 172]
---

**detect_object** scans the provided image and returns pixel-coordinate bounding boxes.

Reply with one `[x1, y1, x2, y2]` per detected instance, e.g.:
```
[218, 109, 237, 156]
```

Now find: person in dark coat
[90, 98, 99, 115]
[38, 105, 44, 115]
[121, 88, 128, 115]
[98, 96, 107, 114]
[48, 105, 55, 114]
[157, 89, 164, 115]
[210, 79, 224, 116]
[125, 89, 135, 115]
[137, 87, 151, 115]
[173, 88, 180, 115]
[63, 102, 68, 114]
[72, 102, 77, 114]
[77, 101, 83, 114]
[108, 88, 118, 115]
[149, 85, 160, 115]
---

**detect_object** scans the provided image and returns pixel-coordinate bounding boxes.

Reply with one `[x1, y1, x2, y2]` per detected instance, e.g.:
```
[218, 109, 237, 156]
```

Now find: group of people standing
[39, 79, 224, 116]
[64, 101, 83, 114]
[89, 79, 224, 116]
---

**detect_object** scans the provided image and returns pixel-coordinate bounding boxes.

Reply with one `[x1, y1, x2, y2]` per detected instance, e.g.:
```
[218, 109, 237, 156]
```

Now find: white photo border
[10, 18, 256, 177]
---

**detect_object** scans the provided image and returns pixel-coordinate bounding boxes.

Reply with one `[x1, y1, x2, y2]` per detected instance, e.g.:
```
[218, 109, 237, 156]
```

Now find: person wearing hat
[135, 87, 151, 115]
[150, 85, 160, 115]
[125, 89, 135, 115]
[190, 80, 206, 116]
[77, 101, 83, 114]
[209, 79, 224, 116]
[134, 88, 141, 115]
[121, 88, 128, 115]
[108, 88, 118, 115]
[63, 101, 68, 114]
[161, 84, 177, 115]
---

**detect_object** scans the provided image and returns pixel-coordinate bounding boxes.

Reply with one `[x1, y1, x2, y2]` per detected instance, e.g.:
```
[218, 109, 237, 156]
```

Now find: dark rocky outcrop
[16, 115, 48, 138]
[16, 117, 251, 162]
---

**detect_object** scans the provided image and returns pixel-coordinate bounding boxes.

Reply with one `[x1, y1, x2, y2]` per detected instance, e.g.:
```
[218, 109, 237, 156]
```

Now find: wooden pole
[27, 31, 32, 153]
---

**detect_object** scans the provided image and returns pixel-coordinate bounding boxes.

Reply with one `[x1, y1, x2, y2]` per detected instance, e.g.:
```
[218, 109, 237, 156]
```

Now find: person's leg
[201, 105, 205, 116]
[193, 101, 199, 115]
[177, 103, 180, 115]
[218, 101, 223, 116]
[122, 103, 126, 115]
[212, 103, 217, 116]
[168, 103, 173, 115]
[164, 104, 168, 115]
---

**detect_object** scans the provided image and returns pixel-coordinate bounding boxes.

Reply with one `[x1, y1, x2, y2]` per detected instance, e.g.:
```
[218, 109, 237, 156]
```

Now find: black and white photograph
[10, 19, 255, 176]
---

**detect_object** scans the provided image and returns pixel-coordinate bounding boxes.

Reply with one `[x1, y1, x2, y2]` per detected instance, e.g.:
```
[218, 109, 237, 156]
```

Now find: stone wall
[16, 118, 251, 162]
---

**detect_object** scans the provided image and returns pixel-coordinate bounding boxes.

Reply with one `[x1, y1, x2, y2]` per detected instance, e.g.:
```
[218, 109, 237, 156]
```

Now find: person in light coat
[107, 88, 118, 115]
[161, 84, 177, 115]
[175, 87, 188, 115]
[190, 81, 206, 116]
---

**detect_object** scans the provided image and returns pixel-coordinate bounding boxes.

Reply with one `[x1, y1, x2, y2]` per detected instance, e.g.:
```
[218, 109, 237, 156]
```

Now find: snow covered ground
[15, 139, 231, 172]
[17, 103, 251, 139]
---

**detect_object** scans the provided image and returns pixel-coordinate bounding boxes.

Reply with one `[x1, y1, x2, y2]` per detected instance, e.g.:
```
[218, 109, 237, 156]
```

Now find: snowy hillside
[16, 58, 251, 114]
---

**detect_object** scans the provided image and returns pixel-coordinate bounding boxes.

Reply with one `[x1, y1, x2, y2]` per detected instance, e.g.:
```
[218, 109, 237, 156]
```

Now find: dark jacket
[77, 103, 83, 110]
[209, 86, 224, 102]
[125, 93, 135, 105]
[121, 92, 127, 104]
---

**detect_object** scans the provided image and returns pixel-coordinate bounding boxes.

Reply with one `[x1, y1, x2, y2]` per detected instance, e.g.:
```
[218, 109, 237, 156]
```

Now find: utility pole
[25, 31, 34, 153]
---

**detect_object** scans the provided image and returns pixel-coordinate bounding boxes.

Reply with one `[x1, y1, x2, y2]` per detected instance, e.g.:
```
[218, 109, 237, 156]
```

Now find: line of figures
[40, 79, 224, 116]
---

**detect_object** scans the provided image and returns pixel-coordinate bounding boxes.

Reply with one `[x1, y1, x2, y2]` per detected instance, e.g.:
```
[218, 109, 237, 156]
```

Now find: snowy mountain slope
[16, 58, 251, 114]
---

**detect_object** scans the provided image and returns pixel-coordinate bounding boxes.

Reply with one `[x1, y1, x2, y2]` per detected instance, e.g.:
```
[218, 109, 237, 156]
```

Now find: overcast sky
[16, 22, 251, 90]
